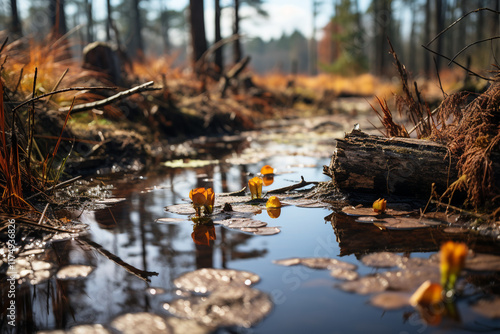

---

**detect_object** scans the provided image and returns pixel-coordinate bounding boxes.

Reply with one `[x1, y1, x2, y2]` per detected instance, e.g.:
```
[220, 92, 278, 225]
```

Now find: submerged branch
[78, 236, 159, 282]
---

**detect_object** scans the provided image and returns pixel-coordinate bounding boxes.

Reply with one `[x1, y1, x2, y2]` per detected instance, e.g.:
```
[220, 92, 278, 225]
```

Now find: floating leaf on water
[273, 258, 302, 266]
[370, 292, 410, 310]
[376, 217, 430, 230]
[155, 217, 189, 224]
[165, 203, 196, 215]
[330, 268, 359, 281]
[240, 226, 281, 235]
[471, 297, 500, 318]
[111, 312, 171, 334]
[381, 269, 440, 292]
[398, 256, 439, 271]
[164, 286, 272, 328]
[163, 159, 218, 168]
[355, 216, 386, 224]
[68, 324, 111, 334]
[166, 317, 211, 334]
[341, 206, 380, 217]
[230, 204, 263, 214]
[284, 198, 328, 208]
[56, 265, 95, 280]
[361, 252, 403, 268]
[300, 257, 357, 271]
[273, 257, 357, 270]
[338, 276, 389, 295]
[222, 218, 267, 229]
[465, 253, 500, 272]
[443, 227, 467, 234]
[174, 268, 260, 293]
[94, 198, 126, 205]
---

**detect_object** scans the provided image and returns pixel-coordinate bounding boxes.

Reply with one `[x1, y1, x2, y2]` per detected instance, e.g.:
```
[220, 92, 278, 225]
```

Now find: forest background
[1, 0, 498, 80]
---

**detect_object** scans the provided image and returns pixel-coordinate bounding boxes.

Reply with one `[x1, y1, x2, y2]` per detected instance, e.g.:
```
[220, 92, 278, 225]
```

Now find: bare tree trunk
[130, 0, 144, 60]
[161, 1, 171, 53]
[215, 0, 223, 74]
[9, 0, 22, 37]
[309, 0, 319, 75]
[106, 0, 112, 41]
[189, 0, 208, 69]
[424, 0, 431, 77]
[232, 0, 242, 64]
[50, 0, 68, 37]
[85, 0, 94, 43]
[434, 0, 444, 75]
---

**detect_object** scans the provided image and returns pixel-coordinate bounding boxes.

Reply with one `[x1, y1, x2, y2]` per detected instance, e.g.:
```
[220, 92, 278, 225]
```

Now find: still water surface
[8, 115, 500, 333]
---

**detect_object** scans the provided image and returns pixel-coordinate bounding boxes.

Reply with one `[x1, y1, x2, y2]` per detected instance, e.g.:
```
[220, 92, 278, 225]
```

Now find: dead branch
[13, 86, 117, 112]
[267, 176, 318, 194]
[421, 44, 492, 81]
[427, 8, 500, 47]
[219, 56, 251, 97]
[59, 81, 160, 114]
[449, 36, 500, 66]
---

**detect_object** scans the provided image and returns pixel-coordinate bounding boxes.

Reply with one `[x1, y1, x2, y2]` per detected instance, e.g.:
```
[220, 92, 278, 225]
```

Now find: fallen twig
[13, 86, 117, 112]
[267, 176, 318, 194]
[60, 81, 161, 114]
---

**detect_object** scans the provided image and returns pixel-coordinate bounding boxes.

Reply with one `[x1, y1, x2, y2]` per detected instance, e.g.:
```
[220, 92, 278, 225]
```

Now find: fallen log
[323, 129, 461, 198]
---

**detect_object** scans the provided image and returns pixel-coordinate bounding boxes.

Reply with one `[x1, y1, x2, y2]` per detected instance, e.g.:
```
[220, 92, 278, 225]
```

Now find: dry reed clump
[435, 77, 500, 209]
[374, 40, 499, 211]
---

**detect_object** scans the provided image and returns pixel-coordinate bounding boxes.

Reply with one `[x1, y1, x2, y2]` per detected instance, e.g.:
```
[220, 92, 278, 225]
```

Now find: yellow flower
[190, 188, 207, 206]
[260, 165, 274, 175]
[266, 196, 281, 208]
[248, 177, 263, 199]
[410, 280, 443, 307]
[440, 241, 468, 293]
[204, 188, 215, 214]
[372, 198, 387, 213]
[189, 187, 215, 216]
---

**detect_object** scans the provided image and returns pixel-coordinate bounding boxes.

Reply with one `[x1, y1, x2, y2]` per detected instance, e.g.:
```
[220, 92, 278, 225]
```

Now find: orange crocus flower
[440, 241, 468, 293]
[372, 198, 387, 213]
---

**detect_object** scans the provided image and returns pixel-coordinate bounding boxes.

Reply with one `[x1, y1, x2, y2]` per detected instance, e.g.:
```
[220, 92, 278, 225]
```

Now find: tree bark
[49, 0, 68, 37]
[189, 0, 208, 68]
[130, 0, 144, 60]
[215, 0, 223, 74]
[85, 0, 94, 43]
[106, 0, 112, 41]
[232, 0, 242, 64]
[323, 130, 459, 198]
[9, 0, 22, 37]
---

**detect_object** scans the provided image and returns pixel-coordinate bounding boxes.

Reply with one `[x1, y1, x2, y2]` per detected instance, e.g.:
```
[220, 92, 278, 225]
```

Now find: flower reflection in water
[191, 218, 216, 246]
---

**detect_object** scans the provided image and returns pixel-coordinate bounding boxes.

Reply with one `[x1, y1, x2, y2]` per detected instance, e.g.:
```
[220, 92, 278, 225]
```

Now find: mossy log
[323, 130, 459, 198]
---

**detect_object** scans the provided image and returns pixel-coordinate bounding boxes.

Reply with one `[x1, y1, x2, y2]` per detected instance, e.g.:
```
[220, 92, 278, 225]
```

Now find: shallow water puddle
[4, 115, 500, 334]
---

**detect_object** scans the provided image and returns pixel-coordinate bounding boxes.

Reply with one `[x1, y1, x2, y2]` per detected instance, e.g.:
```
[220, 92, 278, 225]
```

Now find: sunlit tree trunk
[189, 0, 208, 70]
[9, 0, 22, 37]
[215, 0, 223, 73]
[233, 0, 242, 63]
